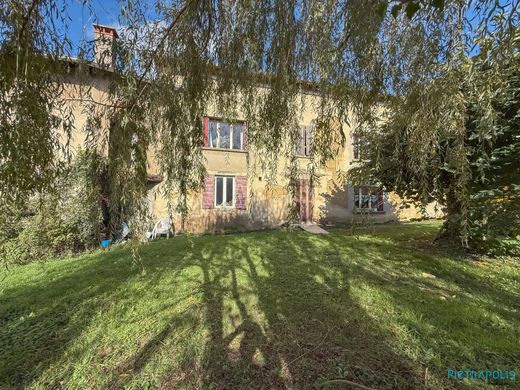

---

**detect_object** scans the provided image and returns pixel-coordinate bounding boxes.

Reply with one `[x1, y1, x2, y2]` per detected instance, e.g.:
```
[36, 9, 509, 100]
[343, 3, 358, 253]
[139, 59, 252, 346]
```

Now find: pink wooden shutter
[235, 176, 247, 210]
[376, 190, 384, 212]
[242, 122, 247, 150]
[202, 175, 214, 209]
[202, 117, 209, 147]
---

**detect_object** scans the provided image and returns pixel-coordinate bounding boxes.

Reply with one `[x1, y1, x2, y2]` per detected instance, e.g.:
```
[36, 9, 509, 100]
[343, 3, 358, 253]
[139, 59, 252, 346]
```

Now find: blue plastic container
[100, 239, 112, 248]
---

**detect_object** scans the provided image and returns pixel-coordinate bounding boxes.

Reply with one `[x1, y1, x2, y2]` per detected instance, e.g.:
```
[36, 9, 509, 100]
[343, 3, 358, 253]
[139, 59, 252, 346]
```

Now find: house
[61, 25, 441, 235]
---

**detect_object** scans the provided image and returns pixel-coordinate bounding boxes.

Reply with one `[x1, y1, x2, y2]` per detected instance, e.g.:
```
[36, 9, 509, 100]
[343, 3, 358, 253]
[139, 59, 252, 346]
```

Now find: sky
[62, 0, 515, 58]
[66, 0, 124, 55]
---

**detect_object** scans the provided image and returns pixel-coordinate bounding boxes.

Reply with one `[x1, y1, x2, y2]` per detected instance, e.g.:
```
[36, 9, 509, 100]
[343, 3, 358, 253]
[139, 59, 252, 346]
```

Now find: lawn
[1, 221, 519, 389]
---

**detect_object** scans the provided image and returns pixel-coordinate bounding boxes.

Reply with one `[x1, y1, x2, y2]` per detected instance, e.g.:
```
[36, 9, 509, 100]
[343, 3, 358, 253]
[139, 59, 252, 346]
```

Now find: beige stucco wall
[57, 67, 114, 156]
[59, 67, 442, 234]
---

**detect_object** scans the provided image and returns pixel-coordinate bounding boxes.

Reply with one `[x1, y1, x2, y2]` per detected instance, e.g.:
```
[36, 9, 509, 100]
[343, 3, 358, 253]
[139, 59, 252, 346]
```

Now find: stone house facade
[61, 25, 441, 235]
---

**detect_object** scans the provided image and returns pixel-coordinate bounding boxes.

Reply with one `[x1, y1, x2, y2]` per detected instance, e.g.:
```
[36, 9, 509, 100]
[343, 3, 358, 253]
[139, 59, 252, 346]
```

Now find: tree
[466, 57, 520, 252]
[350, 52, 520, 251]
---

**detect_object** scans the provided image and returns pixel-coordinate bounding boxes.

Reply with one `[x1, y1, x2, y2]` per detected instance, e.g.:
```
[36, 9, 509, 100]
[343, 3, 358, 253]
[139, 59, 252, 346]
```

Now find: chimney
[93, 24, 118, 69]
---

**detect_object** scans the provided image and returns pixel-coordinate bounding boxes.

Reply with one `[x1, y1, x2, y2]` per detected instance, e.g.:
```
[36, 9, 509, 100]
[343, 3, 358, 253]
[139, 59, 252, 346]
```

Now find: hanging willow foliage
[1, 0, 518, 252]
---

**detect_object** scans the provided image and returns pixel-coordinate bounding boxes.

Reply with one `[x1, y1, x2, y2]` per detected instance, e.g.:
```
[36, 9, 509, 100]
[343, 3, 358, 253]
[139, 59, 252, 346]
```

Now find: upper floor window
[207, 119, 245, 150]
[352, 135, 363, 160]
[352, 133, 371, 161]
[353, 186, 384, 212]
[295, 125, 313, 156]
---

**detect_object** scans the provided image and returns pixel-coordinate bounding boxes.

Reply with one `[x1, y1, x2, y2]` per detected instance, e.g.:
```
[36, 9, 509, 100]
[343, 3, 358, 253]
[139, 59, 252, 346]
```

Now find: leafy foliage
[0, 0, 73, 207]
[0, 150, 105, 266]
[466, 59, 520, 253]
[351, 53, 520, 253]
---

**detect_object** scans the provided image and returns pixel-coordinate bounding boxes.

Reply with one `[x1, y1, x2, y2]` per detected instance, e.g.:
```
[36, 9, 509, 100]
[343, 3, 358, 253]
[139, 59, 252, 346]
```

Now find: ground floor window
[353, 186, 384, 212]
[215, 176, 234, 208]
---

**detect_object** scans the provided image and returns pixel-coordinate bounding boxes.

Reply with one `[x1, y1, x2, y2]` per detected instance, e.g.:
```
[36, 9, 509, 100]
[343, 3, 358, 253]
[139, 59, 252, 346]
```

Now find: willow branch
[128, 0, 195, 113]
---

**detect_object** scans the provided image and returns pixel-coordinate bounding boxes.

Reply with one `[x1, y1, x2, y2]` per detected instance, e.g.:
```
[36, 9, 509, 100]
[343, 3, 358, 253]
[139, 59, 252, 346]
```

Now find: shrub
[0, 150, 106, 266]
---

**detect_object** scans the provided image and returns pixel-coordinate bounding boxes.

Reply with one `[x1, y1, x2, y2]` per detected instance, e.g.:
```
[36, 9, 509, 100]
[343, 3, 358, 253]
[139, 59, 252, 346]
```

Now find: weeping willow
[1, 0, 518, 252]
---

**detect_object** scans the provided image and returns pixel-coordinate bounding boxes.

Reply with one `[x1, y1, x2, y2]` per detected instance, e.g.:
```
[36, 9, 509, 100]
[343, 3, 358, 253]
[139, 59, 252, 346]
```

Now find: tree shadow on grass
[353, 225, 520, 323]
[79, 228, 430, 389]
[0, 237, 207, 389]
[225, 232, 424, 389]
[345, 233, 520, 385]
[0, 249, 142, 388]
[104, 230, 428, 389]
[5, 222, 514, 389]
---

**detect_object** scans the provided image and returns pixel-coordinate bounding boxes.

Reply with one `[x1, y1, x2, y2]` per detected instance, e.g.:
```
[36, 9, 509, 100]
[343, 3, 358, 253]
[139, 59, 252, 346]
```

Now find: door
[295, 179, 313, 223]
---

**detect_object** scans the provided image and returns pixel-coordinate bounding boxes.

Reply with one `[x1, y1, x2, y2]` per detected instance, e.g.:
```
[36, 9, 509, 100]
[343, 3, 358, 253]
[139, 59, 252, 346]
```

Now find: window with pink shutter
[353, 186, 385, 212]
[376, 190, 384, 212]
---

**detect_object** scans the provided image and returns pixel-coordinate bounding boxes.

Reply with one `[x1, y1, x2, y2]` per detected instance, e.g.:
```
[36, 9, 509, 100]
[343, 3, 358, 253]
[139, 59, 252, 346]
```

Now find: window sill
[353, 210, 385, 214]
[295, 154, 312, 158]
[214, 206, 236, 210]
[203, 147, 247, 153]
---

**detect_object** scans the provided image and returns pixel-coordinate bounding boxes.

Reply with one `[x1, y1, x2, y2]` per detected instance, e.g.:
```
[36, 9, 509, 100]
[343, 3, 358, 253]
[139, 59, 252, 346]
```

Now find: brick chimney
[93, 24, 118, 69]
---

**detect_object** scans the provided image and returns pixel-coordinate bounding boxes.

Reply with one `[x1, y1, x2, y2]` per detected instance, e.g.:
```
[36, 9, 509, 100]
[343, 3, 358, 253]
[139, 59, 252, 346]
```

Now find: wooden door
[295, 179, 313, 223]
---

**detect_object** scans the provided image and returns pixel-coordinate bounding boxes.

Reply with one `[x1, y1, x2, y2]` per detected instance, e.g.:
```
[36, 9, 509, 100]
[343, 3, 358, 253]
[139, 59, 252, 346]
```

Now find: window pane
[305, 125, 313, 156]
[216, 177, 223, 206]
[370, 190, 378, 212]
[232, 123, 243, 149]
[225, 177, 234, 206]
[360, 187, 370, 209]
[295, 126, 305, 155]
[219, 123, 230, 149]
[353, 135, 360, 160]
[209, 120, 218, 148]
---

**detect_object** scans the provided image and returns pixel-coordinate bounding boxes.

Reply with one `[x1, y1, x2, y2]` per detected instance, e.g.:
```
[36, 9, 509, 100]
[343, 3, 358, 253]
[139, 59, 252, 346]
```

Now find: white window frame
[214, 176, 235, 208]
[209, 121, 244, 150]
[352, 135, 362, 160]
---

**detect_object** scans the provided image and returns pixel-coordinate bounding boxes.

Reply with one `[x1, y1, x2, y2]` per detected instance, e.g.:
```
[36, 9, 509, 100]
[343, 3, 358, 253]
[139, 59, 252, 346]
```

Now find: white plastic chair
[121, 221, 131, 240]
[151, 218, 172, 239]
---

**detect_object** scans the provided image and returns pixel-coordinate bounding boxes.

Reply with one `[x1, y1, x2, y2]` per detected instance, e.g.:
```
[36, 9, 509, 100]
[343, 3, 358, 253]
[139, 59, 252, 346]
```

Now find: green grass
[1, 221, 519, 389]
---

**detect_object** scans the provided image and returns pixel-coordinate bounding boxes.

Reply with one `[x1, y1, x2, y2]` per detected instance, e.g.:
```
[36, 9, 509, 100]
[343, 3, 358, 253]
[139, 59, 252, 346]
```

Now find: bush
[0, 150, 106, 266]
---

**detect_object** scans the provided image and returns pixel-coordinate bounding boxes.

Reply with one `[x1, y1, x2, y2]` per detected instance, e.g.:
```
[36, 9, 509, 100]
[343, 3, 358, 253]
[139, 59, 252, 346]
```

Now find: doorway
[295, 178, 313, 223]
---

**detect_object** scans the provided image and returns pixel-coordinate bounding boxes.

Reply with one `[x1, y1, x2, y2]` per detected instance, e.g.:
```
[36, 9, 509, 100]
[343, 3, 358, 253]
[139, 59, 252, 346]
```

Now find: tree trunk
[436, 189, 463, 243]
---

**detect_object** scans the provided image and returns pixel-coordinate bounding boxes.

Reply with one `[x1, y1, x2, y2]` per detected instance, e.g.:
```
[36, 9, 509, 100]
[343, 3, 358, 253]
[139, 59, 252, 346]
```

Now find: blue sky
[62, 0, 506, 57]
[66, 0, 123, 54]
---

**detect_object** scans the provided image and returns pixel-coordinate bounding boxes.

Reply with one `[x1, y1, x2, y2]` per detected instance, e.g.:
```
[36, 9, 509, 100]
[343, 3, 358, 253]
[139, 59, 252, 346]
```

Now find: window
[353, 186, 384, 212]
[215, 176, 234, 208]
[295, 125, 313, 156]
[352, 134, 368, 160]
[207, 119, 244, 150]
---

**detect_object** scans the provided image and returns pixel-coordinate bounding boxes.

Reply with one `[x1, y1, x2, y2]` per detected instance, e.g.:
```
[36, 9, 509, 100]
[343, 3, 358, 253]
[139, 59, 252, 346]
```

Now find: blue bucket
[100, 239, 112, 248]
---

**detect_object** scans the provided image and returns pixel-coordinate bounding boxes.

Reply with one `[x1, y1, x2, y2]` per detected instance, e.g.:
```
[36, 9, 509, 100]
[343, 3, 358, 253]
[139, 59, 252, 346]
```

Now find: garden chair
[151, 218, 172, 239]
